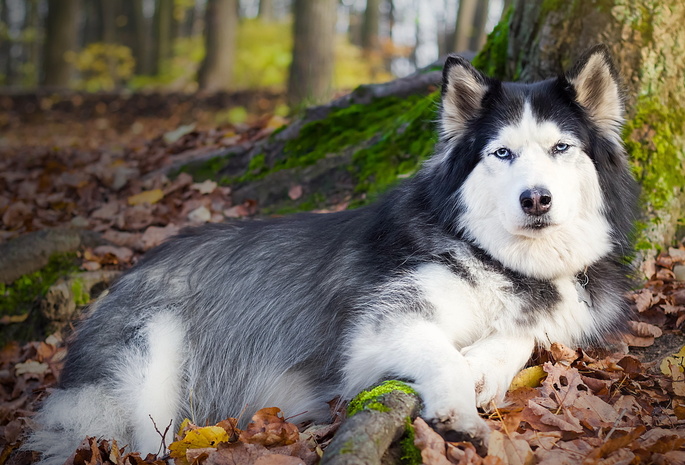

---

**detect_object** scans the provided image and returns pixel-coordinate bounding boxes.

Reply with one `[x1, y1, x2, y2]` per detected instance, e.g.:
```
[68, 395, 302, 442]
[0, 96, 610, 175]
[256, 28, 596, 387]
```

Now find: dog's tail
[23, 385, 132, 465]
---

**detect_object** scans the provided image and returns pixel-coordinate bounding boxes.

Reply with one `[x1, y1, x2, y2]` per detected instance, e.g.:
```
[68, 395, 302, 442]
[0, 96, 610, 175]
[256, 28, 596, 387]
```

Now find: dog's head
[424, 46, 637, 279]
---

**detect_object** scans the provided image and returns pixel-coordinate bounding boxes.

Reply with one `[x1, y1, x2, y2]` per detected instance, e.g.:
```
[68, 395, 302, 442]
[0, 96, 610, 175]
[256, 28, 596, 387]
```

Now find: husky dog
[28, 45, 637, 463]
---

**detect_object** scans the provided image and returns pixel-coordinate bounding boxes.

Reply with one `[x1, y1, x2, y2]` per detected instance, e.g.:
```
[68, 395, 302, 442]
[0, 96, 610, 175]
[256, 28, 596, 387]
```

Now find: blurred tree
[132, 0, 153, 75]
[361, 0, 381, 53]
[287, 0, 336, 106]
[452, 0, 476, 52]
[0, 0, 11, 85]
[22, 0, 43, 86]
[469, 0, 489, 51]
[101, 0, 118, 44]
[42, 0, 80, 87]
[153, 0, 174, 75]
[198, 0, 238, 91]
[259, 0, 275, 21]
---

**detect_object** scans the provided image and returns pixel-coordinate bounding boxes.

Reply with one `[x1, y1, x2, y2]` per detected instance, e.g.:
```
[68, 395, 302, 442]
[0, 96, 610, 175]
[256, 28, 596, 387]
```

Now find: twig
[603, 408, 627, 442]
[149, 414, 173, 457]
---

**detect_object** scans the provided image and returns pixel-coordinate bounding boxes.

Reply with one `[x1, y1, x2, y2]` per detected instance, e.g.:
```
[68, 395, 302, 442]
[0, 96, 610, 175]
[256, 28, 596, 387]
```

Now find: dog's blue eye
[493, 148, 512, 159]
[554, 143, 570, 153]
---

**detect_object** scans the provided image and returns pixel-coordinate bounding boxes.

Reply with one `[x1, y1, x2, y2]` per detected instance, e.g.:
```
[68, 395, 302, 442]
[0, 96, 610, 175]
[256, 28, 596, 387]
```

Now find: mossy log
[322, 381, 422, 465]
[176, 66, 443, 214]
[0, 228, 104, 284]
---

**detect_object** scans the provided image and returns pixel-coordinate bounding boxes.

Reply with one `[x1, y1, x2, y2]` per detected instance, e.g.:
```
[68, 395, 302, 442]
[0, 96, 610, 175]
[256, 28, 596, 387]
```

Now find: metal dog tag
[575, 280, 593, 307]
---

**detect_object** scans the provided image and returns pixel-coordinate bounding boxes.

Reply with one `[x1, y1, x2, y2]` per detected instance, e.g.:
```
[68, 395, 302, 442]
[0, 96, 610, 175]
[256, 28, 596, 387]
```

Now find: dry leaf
[14, 360, 49, 376]
[188, 206, 212, 223]
[509, 366, 547, 391]
[169, 425, 230, 465]
[660, 345, 685, 377]
[538, 363, 585, 408]
[522, 400, 584, 433]
[128, 189, 165, 206]
[288, 185, 303, 201]
[628, 320, 663, 338]
[239, 408, 299, 447]
[191, 180, 218, 195]
[550, 343, 578, 365]
[412, 417, 452, 465]
[487, 430, 534, 465]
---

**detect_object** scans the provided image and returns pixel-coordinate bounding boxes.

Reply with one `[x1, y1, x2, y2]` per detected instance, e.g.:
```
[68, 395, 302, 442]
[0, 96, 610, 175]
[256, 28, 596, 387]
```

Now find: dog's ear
[567, 45, 624, 140]
[441, 55, 489, 139]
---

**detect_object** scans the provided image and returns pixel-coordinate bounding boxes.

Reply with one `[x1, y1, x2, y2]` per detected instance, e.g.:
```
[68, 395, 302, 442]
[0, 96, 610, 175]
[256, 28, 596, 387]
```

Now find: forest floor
[1, 92, 685, 465]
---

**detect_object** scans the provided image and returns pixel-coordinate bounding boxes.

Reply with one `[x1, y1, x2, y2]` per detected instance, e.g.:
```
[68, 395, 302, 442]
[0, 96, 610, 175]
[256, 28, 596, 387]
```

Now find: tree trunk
[25, 0, 42, 87]
[469, 0, 490, 51]
[81, 0, 103, 46]
[41, 0, 80, 87]
[361, 0, 381, 52]
[452, 0, 477, 52]
[286, 0, 336, 107]
[197, 0, 238, 92]
[258, 0, 275, 21]
[0, 0, 12, 85]
[131, 0, 152, 75]
[477, 0, 685, 272]
[101, 0, 118, 44]
[152, 0, 174, 75]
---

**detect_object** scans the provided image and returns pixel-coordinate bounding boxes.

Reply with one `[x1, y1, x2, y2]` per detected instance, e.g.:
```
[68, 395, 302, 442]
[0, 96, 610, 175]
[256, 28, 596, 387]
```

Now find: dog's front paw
[427, 411, 490, 455]
[468, 360, 513, 411]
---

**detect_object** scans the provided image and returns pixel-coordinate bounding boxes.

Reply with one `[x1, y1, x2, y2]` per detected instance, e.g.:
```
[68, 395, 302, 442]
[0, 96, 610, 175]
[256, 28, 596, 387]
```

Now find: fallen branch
[0, 228, 105, 284]
[322, 381, 422, 465]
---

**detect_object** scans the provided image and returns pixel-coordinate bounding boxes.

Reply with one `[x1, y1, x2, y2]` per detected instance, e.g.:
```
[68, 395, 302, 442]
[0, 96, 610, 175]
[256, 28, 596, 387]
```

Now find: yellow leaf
[169, 425, 229, 465]
[265, 115, 288, 130]
[660, 345, 685, 377]
[509, 365, 547, 391]
[127, 189, 164, 206]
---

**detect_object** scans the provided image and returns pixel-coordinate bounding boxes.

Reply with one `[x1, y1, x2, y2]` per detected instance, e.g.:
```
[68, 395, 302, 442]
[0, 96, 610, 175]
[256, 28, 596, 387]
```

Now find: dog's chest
[413, 262, 591, 348]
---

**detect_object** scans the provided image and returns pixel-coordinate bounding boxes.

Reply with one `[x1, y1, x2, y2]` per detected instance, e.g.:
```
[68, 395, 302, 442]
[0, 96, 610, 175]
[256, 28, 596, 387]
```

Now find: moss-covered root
[322, 381, 422, 465]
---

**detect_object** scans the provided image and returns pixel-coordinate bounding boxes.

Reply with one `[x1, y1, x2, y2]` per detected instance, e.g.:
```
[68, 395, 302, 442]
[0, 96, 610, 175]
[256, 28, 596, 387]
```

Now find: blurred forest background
[0, 0, 508, 106]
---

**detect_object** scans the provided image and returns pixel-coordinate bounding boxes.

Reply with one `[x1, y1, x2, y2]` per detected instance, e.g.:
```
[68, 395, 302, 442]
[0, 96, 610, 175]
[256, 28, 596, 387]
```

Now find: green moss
[70, 278, 90, 307]
[472, 7, 512, 80]
[399, 417, 422, 465]
[174, 154, 233, 183]
[0, 253, 82, 343]
[624, 95, 685, 250]
[625, 96, 685, 209]
[349, 94, 438, 203]
[347, 380, 419, 416]
[0, 253, 80, 318]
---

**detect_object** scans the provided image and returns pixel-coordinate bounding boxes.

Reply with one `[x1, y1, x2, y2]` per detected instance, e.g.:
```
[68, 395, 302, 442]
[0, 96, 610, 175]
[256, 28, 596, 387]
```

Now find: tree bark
[488, 0, 685, 271]
[101, 0, 119, 44]
[131, 0, 153, 75]
[453, 0, 477, 52]
[286, 0, 337, 107]
[361, 0, 381, 52]
[41, 0, 80, 87]
[0, 0, 12, 85]
[469, 0, 490, 51]
[322, 386, 422, 465]
[152, 0, 174, 75]
[197, 0, 238, 92]
[258, 0, 275, 21]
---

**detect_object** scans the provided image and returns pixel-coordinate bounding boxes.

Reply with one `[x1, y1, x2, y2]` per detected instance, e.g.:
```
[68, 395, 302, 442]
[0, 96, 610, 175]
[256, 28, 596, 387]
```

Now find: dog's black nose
[520, 187, 552, 216]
